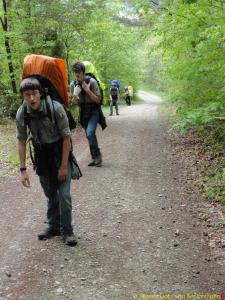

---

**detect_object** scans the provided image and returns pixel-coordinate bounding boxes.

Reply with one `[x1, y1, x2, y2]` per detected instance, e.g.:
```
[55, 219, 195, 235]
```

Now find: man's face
[23, 89, 42, 110]
[75, 71, 84, 83]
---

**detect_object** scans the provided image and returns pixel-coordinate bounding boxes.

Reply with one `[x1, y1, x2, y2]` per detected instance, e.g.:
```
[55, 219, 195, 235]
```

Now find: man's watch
[20, 167, 27, 172]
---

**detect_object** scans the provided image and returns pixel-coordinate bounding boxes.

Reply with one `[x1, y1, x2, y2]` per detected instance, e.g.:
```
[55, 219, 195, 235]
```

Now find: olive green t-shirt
[16, 99, 71, 144]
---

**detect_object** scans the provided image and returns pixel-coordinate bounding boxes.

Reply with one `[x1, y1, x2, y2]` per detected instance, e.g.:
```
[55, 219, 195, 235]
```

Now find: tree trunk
[0, 0, 17, 94]
[64, 42, 71, 84]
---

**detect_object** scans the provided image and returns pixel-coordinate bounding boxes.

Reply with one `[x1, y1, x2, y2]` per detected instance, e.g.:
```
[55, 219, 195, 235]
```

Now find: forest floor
[0, 91, 225, 300]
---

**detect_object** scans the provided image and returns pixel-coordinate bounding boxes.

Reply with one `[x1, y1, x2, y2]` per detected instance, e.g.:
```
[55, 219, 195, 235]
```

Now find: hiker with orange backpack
[16, 55, 80, 246]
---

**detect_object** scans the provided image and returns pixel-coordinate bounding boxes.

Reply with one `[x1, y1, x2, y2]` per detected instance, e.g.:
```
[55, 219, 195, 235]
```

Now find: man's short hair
[72, 61, 85, 74]
[19, 77, 43, 94]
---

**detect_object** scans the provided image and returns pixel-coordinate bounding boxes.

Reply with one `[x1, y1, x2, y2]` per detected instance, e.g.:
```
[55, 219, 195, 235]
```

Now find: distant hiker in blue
[109, 83, 120, 116]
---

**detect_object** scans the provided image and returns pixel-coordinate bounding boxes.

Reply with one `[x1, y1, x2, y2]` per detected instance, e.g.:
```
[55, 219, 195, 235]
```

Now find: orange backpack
[22, 54, 69, 108]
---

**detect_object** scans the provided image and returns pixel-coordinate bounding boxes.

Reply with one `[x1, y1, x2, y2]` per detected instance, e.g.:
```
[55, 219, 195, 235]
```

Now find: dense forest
[142, 0, 225, 139]
[0, 0, 143, 117]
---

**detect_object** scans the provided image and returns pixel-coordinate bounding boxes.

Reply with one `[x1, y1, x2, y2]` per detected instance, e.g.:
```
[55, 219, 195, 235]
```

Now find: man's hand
[58, 166, 68, 182]
[21, 171, 30, 188]
[73, 85, 81, 97]
[81, 81, 90, 93]
[73, 95, 79, 105]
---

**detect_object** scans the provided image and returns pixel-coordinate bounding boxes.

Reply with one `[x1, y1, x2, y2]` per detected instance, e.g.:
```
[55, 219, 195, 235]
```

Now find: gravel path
[0, 91, 224, 300]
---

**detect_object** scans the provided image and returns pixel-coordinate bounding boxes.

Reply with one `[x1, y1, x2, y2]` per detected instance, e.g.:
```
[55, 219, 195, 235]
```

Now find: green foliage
[203, 171, 225, 204]
[140, 0, 225, 134]
[174, 101, 225, 134]
[7, 154, 19, 166]
[0, 0, 143, 112]
[223, 168, 225, 180]
[0, 90, 21, 118]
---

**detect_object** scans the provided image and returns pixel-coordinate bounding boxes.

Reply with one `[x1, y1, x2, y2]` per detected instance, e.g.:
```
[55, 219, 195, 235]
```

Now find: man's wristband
[20, 167, 27, 172]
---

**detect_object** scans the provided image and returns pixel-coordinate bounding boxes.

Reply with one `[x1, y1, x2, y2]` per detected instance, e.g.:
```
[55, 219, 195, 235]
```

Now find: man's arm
[53, 102, 72, 181]
[18, 139, 30, 187]
[73, 95, 79, 105]
[58, 135, 71, 182]
[109, 89, 112, 101]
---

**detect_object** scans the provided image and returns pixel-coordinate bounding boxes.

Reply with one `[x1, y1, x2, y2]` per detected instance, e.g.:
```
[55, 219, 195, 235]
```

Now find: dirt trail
[0, 92, 224, 300]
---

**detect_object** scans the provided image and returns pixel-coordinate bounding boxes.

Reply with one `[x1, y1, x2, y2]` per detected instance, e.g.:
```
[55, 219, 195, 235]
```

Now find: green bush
[174, 101, 225, 137]
[203, 171, 225, 204]
[0, 92, 21, 120]
[143, 0, 225, 136]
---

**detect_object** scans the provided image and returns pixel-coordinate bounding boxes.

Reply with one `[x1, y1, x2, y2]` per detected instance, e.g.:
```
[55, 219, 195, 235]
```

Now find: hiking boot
[38, 227, 61, 240]
[64, 232, 78, 246]
[88, 159, 96, 167]
[94, 154, 102, 166]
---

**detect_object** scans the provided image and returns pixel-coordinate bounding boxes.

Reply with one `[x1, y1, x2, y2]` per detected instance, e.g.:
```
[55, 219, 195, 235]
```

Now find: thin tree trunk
[0, 0, 17, 94]
[66, 49, 70, 84]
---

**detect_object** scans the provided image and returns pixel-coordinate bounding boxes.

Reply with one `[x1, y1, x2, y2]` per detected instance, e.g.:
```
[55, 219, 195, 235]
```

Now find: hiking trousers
[125, 95, 131, 105]
[110, 99, 119, 114]
[83, 110, 100, 159]
[39, 162, 73, 234]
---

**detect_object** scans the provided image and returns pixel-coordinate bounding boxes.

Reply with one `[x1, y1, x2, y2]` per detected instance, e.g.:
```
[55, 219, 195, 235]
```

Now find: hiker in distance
[124, 85, 133, 106]
[72, 61, 103, 167]
[109, 82, 120, 116]
[124, 86, 131, 105]
[16, 77, 77, 246]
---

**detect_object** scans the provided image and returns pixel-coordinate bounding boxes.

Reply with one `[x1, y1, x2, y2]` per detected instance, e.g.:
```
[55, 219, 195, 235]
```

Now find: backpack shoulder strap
[23, 104, 30, 128]
[45, 96, 55, 124]
[84, 75, 91, 84]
